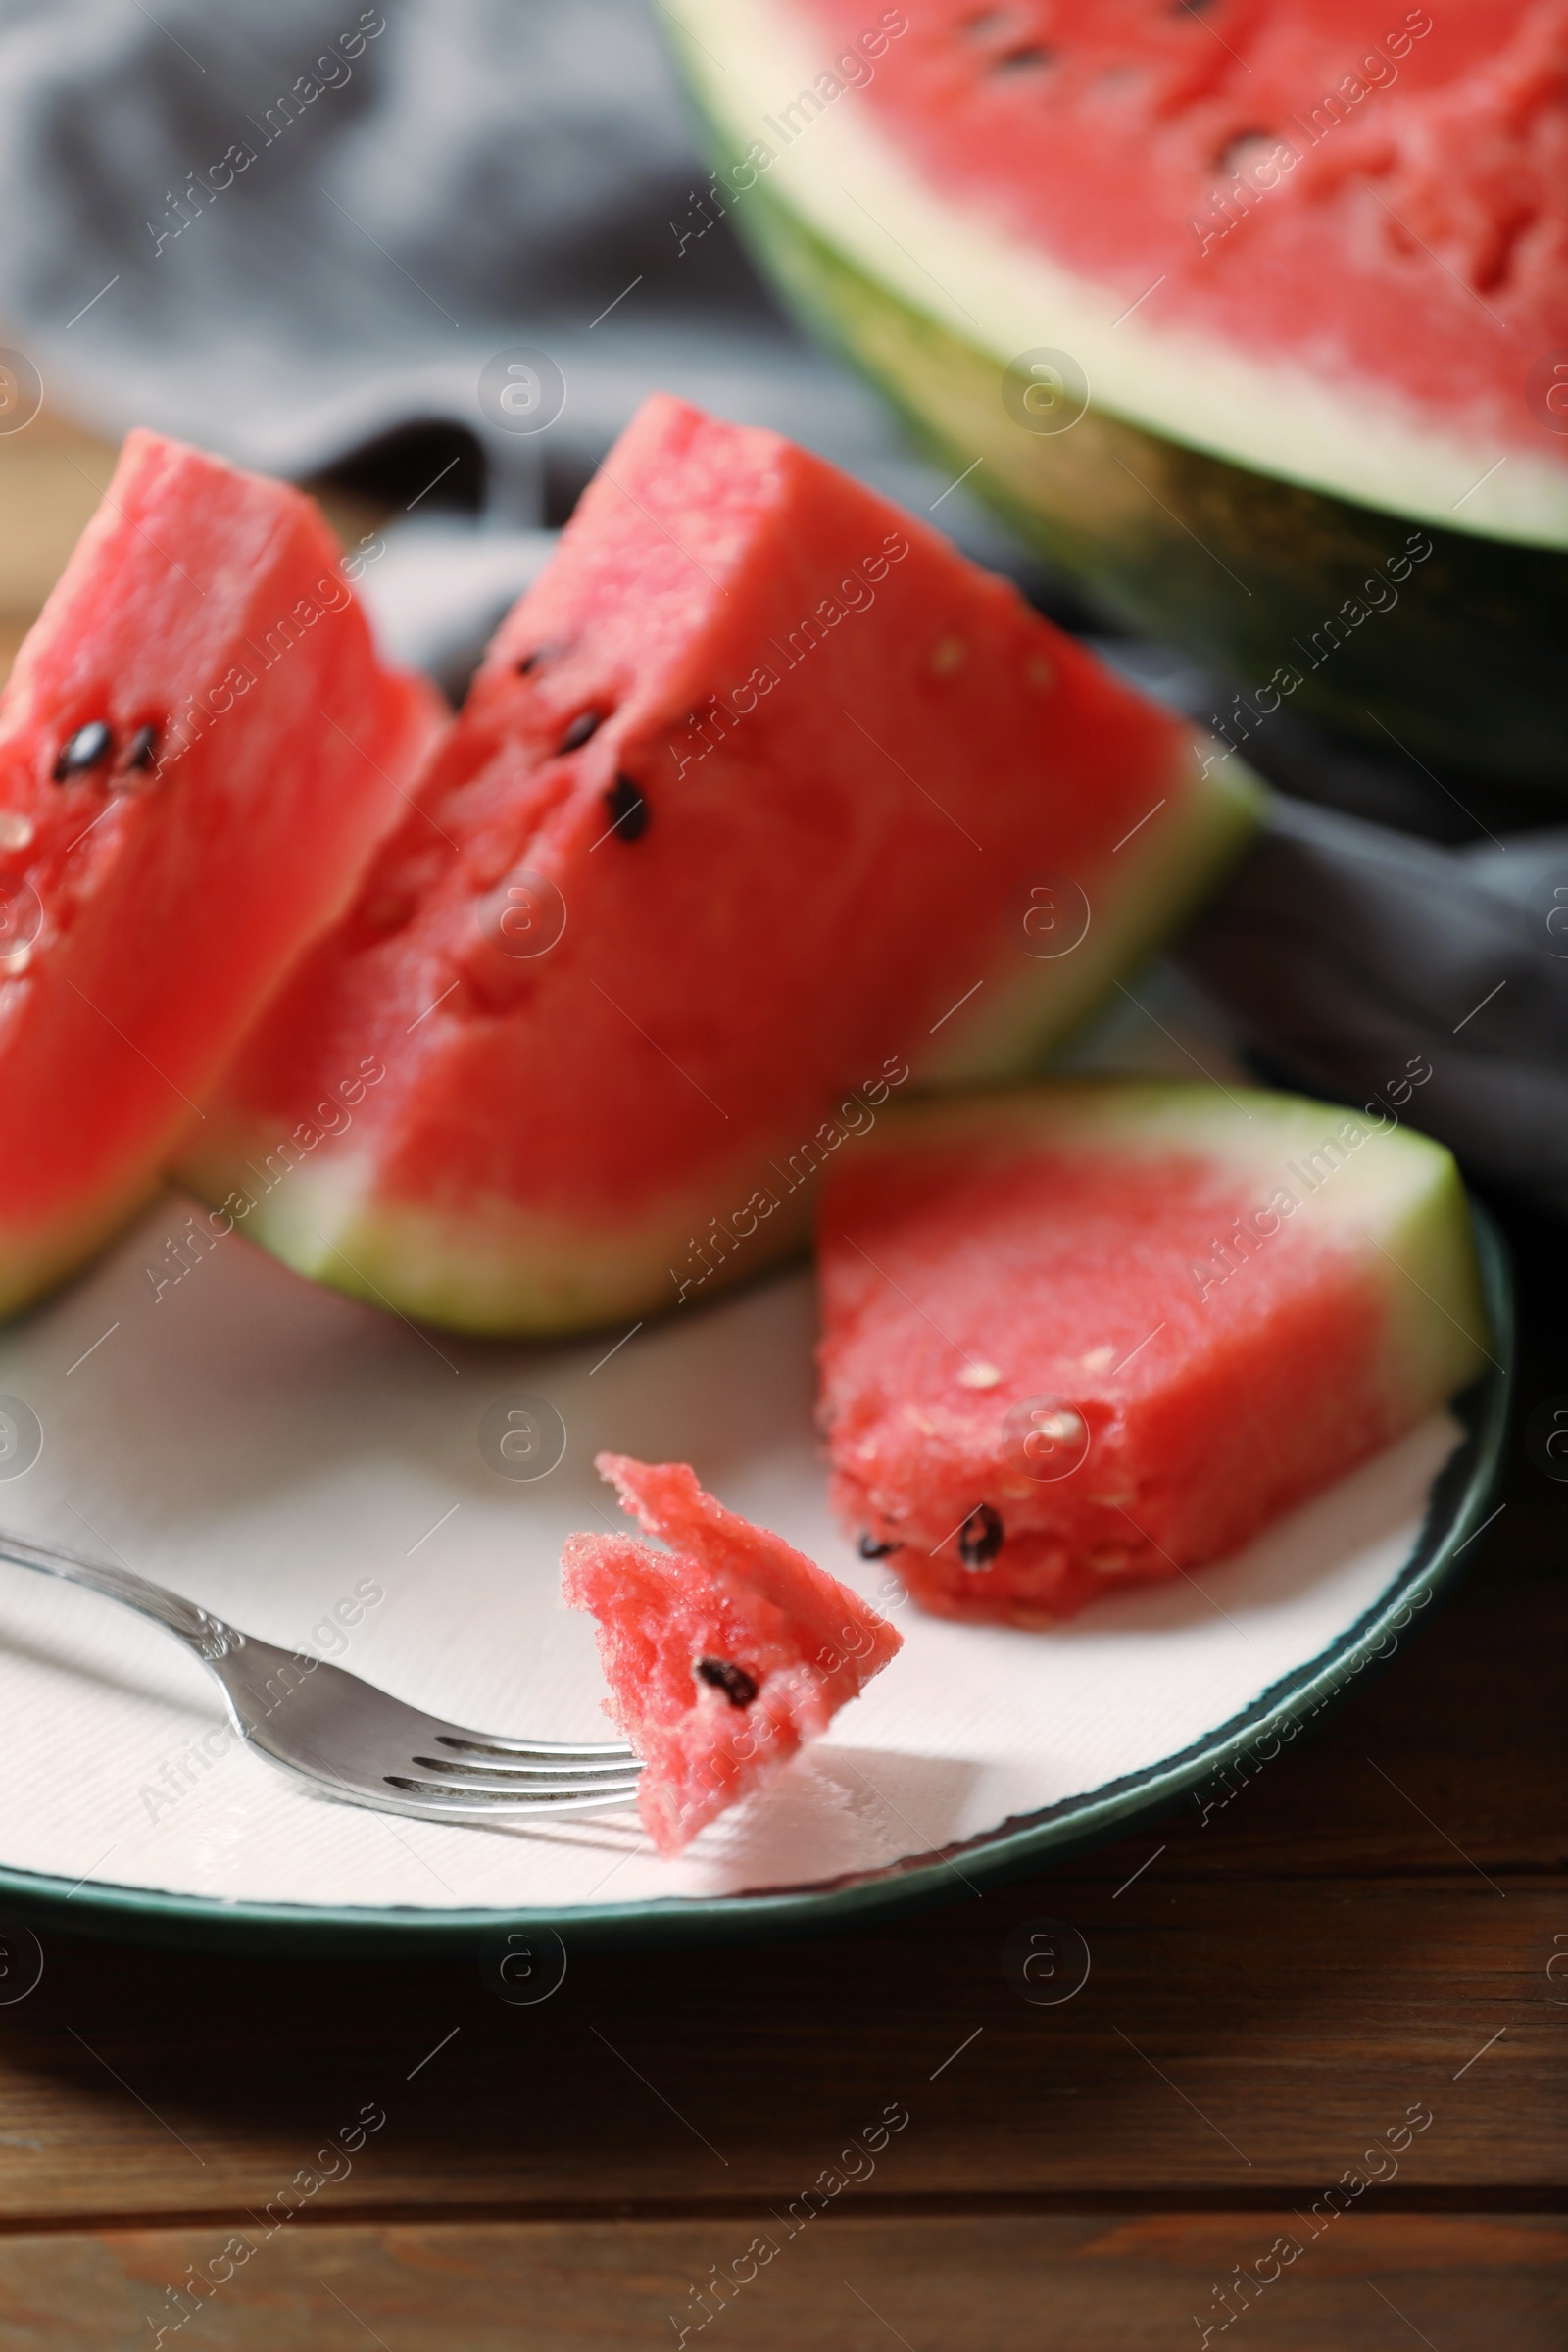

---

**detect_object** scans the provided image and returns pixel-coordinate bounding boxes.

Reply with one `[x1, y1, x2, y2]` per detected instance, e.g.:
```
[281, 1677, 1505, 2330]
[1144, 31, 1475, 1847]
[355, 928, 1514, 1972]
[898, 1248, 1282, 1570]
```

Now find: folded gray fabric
[0, 0, 1007, 539]
[0, 0, 1036, 677]
[1182, 795, 1568, 1212]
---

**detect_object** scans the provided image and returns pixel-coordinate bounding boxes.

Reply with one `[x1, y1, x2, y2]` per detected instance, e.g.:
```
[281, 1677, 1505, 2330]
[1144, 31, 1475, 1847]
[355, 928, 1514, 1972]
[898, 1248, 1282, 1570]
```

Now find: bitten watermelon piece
[818, 1080, 1494, 1626]
[0, 430, 441, 1316]
[562, 1451, 902, 1854]
[179, 393, 1261, 1334]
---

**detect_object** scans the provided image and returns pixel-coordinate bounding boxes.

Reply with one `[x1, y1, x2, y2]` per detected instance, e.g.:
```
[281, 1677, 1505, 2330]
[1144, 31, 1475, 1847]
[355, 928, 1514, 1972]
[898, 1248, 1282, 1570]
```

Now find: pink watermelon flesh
[817, 1080, 1493, 1626]
[0, 429, 441, 1315]
[178, 392, 1255, 1334]
[796, 1, 1563, 455]
[562, 1451, 902, 1854]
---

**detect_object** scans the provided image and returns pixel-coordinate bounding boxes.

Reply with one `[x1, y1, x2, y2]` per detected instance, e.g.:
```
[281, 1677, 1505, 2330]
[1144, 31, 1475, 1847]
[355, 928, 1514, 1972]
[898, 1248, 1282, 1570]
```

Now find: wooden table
[0, 423, 1562, 2352]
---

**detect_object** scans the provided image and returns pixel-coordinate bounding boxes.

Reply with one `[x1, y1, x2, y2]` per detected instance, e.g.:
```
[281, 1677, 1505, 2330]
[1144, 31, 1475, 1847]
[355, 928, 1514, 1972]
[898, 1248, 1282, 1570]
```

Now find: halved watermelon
[563, 1451, 903, 1854]
[179, 394, 1261, 1334]
[817, 1079, 1493, 1625]
[666, 3, 1568, 784]
[0, 430, 441, 1316]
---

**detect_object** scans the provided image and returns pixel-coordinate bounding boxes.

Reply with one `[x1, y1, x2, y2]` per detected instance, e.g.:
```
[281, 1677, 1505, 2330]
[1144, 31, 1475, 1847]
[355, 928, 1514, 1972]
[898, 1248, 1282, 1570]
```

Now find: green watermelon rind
[718, 178, 1568, 791]
[663, 13, 1568, 789]
[0, 1169, 167, 1328]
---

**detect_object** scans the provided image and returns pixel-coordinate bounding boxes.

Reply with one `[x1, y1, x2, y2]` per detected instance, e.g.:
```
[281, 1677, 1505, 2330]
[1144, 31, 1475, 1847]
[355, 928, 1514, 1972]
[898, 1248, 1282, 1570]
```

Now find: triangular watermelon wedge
[179, 394, 1261, 1335]
[562, 1451, 902, 1854]
[0, 430, 442, 1315]
[818, 1078, 1494, 1625]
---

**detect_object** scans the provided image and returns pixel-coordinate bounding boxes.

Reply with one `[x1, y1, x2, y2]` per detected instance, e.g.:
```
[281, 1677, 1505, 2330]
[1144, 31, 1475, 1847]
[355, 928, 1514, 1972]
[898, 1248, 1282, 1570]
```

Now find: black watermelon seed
[695, 1656, 759, 1708]
[990, 44, 1054, 73]
[124, 724, 159, 772]
[858, 1534, 900, 1560]
[53, 721, 113, 781]
[516, 644, 563, 675]
[558, 710, 605, 754]
[603, 773, 648, 841]
[958, 1504, 1004, 1570]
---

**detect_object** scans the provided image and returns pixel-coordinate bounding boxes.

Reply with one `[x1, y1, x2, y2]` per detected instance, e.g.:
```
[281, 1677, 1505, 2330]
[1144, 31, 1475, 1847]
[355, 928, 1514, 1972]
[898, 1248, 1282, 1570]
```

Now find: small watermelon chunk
[818, 1081, 1494, 1626]
[563, 1451, 902, 1854]
[178, 393, 1260, 1335]
[0, 430, 441, 1315]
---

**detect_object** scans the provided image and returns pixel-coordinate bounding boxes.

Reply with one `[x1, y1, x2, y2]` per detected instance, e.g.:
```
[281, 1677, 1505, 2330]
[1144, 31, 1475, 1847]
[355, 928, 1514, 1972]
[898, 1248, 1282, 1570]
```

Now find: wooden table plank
[0, 1869, 1558, 2218]
[1159, 1555, 1566, 1878]
[0, 412, 116, 635]
[1, 2215, 1563, 2351]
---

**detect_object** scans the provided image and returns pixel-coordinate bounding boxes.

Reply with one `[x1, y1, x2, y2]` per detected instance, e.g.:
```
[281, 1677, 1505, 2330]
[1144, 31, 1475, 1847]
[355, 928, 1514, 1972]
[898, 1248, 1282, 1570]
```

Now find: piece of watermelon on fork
[564, 1451, 903, 1855]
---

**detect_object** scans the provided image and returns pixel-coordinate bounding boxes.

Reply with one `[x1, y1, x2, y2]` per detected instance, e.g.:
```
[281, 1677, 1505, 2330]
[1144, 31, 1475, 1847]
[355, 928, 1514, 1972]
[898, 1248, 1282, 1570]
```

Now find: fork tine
[409, 1751, 641, 1785]
[431, 1731, 638, 1761]
[382, 1774, 642, 1810]
[401, 1763, 644, 1797]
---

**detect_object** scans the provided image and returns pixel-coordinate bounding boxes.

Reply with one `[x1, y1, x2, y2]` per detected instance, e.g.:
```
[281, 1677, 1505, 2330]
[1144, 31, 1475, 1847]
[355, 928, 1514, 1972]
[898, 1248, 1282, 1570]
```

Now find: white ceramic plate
[0, 984, 1509, 1947]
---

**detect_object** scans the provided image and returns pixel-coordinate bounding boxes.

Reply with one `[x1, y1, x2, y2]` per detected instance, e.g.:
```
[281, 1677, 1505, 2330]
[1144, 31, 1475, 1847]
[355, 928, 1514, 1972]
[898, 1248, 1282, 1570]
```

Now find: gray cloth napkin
[0, 0, 1023, 679]
[1, 0, 1563, 1205]
[1182, 795, 1568, 1215]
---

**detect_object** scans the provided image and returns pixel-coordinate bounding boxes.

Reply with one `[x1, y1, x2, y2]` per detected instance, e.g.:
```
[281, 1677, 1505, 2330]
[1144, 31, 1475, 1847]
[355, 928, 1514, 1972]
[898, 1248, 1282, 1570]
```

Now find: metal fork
[0, 1527, 641, 1826]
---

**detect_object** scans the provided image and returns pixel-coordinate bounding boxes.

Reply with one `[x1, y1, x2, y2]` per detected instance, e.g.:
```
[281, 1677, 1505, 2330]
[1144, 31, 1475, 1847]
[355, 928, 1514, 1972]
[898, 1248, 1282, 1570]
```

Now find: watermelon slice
[179, 393, 1260, 1334]
[562, 1451, 903, 1854]
[0, 430, 441, 1316]
[817, 1079, 1493, 1625]
[666, 3, 1568, 784]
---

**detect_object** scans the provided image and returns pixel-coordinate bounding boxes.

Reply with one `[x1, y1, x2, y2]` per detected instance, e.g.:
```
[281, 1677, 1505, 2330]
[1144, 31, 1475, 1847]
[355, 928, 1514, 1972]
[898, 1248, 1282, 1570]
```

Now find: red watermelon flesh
[563, 1451, 902, 1854]
[179, 393, 1259, 1335]
[818, 1080, 1493, 1626]
[792, 0, 1565, 462]
[0, 429, 441, 1315]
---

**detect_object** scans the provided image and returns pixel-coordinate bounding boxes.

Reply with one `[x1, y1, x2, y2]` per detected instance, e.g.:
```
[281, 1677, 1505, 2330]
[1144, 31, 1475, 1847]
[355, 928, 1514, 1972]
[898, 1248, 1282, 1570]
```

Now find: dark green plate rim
[0, 1206, 1511, 1955]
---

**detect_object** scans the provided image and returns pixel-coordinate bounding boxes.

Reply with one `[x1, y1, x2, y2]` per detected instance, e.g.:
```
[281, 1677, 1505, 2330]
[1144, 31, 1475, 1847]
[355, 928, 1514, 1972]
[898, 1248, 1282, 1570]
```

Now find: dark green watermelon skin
[728, 179, 1568, 795]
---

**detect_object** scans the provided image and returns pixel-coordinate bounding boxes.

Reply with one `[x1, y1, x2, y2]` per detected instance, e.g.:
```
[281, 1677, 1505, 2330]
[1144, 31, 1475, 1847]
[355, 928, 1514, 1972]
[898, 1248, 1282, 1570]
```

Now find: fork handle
[0, 1527, 245, 1660]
